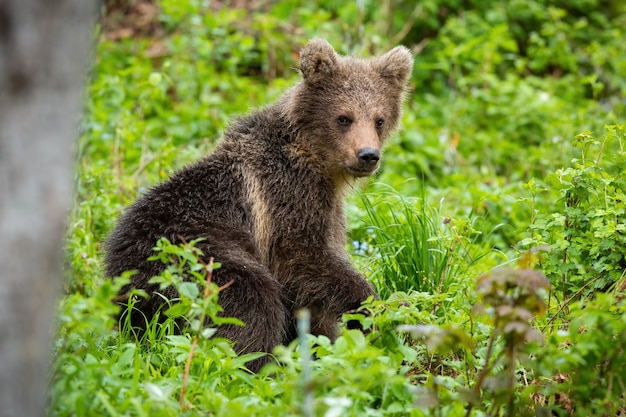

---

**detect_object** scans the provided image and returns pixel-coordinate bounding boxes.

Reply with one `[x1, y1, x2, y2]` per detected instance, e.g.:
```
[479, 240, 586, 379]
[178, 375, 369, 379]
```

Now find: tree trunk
[0, 1, 95, 416]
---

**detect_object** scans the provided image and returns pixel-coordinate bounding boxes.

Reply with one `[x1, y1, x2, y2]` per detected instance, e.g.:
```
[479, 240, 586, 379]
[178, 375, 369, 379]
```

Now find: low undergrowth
[52, 236, 626, 416]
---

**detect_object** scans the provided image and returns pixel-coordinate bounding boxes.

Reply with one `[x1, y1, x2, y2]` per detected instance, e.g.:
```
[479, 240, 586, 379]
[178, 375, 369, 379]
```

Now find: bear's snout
[357, 147, 380, 166]
[349, 147, 380, 176]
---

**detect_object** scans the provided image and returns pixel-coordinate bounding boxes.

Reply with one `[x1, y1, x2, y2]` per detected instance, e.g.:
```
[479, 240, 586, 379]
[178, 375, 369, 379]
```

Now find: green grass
[357, 189, 461, 299]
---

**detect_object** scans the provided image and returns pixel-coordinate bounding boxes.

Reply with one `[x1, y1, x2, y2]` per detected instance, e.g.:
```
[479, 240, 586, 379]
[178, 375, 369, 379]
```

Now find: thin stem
[179, 336, 198, 408]
[562, 213, 570, 314]
[542, 274, 601, 329]
[505, 341, 516, 417]
[595, 134, 608, 167]
[465, 320, 498, 417]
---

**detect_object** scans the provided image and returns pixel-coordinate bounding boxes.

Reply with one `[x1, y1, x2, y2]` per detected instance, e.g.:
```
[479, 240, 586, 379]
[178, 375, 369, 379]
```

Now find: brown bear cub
[105, 39, 413, 372]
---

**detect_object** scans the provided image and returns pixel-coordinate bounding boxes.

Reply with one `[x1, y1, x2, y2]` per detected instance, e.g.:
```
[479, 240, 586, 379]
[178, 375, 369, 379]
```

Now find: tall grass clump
[357, 187, 465, 300]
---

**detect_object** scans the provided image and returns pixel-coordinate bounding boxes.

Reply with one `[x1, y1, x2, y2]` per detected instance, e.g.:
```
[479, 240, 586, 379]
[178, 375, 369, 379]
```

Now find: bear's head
[284, 39, 413, 182]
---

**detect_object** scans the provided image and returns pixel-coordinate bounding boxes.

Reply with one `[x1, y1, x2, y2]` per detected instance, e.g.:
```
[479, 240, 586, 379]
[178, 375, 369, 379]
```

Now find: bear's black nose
[357, 148, 380, 165]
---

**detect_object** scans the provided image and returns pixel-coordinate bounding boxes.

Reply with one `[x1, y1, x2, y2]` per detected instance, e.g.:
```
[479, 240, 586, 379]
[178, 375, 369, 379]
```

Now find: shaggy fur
[105, 39, 413, 372]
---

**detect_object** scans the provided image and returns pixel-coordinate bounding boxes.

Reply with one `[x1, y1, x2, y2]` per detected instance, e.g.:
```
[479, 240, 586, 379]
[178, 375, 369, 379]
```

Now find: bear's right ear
[374, 46, 413, 89]
[299, 39, 338, 86]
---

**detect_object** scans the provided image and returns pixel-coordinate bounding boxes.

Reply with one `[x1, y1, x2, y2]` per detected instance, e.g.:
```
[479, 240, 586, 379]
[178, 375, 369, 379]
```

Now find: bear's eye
[337, 116, 352, 126]
[375, 118, 385, 129]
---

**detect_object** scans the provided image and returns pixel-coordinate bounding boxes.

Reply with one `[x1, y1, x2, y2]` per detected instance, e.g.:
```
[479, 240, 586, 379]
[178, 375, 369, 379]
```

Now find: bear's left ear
[374, 46, 413, 89]
[299, 38, 338, 86]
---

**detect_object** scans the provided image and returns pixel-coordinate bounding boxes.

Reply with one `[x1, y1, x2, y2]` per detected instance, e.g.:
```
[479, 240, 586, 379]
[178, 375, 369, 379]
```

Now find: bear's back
[104, 105, 296, 278]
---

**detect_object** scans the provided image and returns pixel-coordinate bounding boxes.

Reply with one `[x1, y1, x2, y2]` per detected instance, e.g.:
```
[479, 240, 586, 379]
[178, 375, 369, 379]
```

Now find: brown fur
[104, 39, 413, 372]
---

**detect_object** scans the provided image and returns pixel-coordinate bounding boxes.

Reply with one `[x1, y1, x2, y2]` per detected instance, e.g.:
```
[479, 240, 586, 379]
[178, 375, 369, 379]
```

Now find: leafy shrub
[531, 293, 626, 416]
[527, 125, 626, 299]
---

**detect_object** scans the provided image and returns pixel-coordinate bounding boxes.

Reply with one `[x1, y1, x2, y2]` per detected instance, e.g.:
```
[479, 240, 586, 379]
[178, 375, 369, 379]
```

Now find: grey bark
[0, 1, 95, 416]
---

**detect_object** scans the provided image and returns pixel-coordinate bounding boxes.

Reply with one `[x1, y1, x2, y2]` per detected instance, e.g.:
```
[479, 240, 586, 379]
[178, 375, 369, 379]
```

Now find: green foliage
[373, 0, 626, 192]
[529, 125, 626, 299]
[532, 294, 626, 416]
[52, 0, 626, 416]
[355, 188, 480, 299]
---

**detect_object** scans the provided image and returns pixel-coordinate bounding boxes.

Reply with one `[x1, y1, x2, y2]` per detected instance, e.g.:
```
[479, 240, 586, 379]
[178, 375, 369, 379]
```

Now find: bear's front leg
[278, 254, 377, 342]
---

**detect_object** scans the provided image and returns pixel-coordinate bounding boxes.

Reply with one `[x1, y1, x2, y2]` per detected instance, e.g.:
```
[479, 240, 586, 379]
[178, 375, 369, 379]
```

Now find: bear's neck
[233, 105, 352, 264]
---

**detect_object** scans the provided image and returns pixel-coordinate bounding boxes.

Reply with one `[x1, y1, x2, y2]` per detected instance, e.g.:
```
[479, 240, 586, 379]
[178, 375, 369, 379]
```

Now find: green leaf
[178, 282, 199, 299]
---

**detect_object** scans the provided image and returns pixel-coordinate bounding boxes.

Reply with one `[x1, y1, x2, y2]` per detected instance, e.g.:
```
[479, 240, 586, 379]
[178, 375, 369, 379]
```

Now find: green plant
[355, 188, 477, 300]
[528, 125, 626, 301]
[385, 257, 551, 417]
[468, 264, 550, 416]
[531, 293, 626, 416]
[50, 239, 261, 416]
